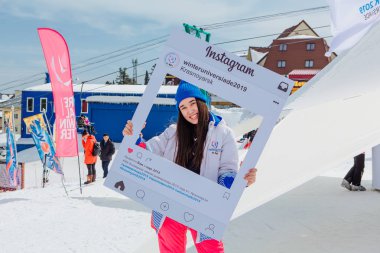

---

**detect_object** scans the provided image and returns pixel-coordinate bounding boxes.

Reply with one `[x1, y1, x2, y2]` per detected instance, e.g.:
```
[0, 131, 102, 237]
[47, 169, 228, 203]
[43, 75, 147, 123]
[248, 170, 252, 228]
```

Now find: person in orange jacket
[82, 130, 97, 184]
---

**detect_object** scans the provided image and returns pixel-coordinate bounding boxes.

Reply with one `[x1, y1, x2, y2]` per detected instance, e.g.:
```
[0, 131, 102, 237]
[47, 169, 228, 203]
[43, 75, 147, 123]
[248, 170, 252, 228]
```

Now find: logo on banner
[359, 1, 380, 21]
[165, 53, 180, 68]
[51, 55, 71, 87]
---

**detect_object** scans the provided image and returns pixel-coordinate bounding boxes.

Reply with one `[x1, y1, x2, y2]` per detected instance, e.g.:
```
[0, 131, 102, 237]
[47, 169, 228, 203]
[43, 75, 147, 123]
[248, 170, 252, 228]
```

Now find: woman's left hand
[244, 168, 257, 187]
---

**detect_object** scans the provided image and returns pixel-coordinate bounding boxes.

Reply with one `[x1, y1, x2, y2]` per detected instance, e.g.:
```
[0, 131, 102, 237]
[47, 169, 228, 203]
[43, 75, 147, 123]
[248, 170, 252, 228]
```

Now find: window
[306, 43, 315, 51]
[277, 60, 286, 68]
[279, 44, 287, 51]
[14, 113, 18, 119]
[305, 60, 314, 68]
[40, 98, 47, 112]
[81, 99, 88, 113]
[27, 98, 34, 112]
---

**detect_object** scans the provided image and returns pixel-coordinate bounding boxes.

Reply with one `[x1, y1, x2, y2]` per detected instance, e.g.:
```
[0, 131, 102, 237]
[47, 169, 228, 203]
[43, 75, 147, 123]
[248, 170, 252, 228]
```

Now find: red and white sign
[38, 28, 78, 157]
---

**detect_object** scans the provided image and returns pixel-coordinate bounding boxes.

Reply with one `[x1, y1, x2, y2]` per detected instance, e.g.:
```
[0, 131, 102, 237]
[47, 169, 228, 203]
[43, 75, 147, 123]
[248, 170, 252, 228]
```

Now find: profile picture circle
[165, 52, 180, 68]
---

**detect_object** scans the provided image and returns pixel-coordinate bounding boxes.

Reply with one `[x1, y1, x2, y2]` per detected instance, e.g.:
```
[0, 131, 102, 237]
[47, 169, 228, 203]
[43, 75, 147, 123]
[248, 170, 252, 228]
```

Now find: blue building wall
[21, 89, 177, 142]
[21, 90, 55, 138]
[89, 102, 178, 142]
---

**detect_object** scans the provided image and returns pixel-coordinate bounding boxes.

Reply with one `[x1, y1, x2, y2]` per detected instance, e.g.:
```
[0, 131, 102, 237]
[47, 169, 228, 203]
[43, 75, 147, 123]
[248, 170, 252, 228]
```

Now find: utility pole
[132, 59, 138, 84]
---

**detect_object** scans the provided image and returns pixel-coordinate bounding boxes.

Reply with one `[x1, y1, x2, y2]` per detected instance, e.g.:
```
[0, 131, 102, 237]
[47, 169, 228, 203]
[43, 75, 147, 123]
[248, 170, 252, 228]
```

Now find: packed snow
[1, 141, 154, 253]
[1, 138, 377, 253]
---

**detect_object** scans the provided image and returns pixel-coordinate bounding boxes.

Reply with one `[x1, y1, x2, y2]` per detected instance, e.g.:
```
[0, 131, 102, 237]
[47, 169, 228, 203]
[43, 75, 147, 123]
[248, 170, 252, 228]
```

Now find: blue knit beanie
[175, 81, 207, 108]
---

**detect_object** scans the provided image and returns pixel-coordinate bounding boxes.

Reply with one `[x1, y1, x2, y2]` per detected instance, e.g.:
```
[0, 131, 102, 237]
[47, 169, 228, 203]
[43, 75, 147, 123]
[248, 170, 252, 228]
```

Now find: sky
[0, 0, 331, 93]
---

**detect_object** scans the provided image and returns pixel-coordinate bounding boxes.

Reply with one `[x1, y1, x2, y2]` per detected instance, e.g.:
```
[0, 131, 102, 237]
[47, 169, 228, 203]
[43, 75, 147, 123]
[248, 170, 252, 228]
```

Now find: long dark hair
[175, 99, 209, 173]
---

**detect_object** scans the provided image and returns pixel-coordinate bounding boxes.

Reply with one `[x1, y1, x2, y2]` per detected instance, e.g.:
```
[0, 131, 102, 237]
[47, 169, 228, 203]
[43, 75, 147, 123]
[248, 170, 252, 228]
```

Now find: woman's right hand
[122, 120, 134, 136]
[122, 121, 146, 136]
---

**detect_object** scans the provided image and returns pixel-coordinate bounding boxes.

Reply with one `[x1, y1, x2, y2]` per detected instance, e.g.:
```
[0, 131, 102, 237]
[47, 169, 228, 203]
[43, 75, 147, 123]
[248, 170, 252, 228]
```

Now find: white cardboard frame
[105, 30, 293, 240]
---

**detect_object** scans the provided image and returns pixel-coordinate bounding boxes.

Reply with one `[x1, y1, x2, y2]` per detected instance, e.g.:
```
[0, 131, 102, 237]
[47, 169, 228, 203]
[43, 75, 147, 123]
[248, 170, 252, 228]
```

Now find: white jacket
[146, 113, 239, 182]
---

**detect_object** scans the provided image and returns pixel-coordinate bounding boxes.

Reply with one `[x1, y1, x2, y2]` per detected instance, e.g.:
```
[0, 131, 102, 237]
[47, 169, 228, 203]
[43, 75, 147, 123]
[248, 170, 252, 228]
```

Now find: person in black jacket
[100, 133, 115, 178]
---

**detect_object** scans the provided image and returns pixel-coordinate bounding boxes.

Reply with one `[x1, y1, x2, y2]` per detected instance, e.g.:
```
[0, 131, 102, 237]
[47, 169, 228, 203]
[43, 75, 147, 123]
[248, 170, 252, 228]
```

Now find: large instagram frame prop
[105, 30, 293, 240]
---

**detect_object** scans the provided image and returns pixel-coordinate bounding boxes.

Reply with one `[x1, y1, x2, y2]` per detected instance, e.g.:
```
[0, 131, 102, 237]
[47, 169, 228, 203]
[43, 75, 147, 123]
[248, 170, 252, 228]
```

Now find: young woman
[123, 81, 257, 253]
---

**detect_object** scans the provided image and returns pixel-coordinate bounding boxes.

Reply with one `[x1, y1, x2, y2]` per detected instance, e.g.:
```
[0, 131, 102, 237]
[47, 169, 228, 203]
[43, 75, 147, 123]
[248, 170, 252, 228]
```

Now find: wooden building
[247, 20, 336, 93]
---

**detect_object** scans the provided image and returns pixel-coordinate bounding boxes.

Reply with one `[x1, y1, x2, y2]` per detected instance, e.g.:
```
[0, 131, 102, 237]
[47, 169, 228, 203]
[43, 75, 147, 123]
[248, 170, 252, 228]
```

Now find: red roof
[288, 69, 320, 81]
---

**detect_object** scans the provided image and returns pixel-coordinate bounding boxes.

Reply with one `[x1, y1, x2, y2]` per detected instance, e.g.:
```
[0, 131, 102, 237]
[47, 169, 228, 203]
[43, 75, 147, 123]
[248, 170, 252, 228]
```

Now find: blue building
[21, 84, 179, 142]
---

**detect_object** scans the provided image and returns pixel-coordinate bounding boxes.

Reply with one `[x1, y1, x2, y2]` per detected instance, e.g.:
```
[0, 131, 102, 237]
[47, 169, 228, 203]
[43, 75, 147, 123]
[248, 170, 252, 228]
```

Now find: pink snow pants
[157, 217, 224, 253]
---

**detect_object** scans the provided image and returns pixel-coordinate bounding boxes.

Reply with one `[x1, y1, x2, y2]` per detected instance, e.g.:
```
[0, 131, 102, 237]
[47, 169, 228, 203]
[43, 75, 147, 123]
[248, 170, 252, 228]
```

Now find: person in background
[100, 133, 115, 178]
[82, 130, 97, 184]
[80, 114, 96, 134]
[341, 153, 366, 191]
[123, 81, 257, 253]
[77, 115, 85, 128]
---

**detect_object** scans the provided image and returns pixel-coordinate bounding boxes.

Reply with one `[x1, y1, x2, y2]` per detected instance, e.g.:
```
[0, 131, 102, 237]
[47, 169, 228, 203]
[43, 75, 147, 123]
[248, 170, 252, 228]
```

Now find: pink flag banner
[37, 28, 78, 157]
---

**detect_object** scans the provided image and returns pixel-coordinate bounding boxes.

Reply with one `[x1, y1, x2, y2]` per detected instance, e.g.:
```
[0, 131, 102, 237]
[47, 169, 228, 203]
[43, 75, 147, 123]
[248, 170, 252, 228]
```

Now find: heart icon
[184, 212, 194, 222]
[128, 148, 133, 153]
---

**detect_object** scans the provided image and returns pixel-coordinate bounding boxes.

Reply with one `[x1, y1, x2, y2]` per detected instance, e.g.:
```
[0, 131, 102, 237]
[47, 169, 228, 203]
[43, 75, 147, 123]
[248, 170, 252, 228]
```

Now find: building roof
[249, 48, 268, 63]
[250, 46, 270, 53]
[277, 23, 298, 39]
[0, 94, 14, 103]
[86, 96, 176, 105]
[246, 46, 270, 63]
[0, 93, 21, 109]
[277, 34, 319, 40]
[24, 84, 179, 95]
[276, 20, 319, 39]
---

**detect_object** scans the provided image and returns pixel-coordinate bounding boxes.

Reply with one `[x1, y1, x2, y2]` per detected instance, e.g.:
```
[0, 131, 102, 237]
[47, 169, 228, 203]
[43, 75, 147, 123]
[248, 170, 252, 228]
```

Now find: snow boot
[84, 175, 93, 184]
[92, 173, 96, 182]
[341, 179, 351, 191]
[351, 185, 366, 191]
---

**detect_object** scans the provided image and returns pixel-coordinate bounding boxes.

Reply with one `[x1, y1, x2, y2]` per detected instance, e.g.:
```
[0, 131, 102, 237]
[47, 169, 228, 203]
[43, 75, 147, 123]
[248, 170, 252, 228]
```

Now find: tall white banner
[326, 0, 380, 56]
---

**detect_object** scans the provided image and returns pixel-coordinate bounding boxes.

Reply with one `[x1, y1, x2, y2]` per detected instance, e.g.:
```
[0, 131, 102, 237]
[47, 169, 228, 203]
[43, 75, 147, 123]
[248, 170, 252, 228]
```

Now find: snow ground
[1, 142, 154, 253]
[1, 143, 378, 253]
[220, 176, 380, 253]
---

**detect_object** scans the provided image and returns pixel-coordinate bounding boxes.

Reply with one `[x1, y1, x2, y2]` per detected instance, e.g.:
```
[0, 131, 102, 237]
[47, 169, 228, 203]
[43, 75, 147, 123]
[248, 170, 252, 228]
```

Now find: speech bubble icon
[136, 189, 145, 200]
[278, 81, 289, 92]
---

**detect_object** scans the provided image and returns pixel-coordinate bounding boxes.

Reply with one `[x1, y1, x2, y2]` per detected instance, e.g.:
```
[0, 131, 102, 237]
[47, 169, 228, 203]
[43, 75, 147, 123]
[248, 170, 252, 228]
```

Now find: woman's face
[179, 97, 199, 125]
